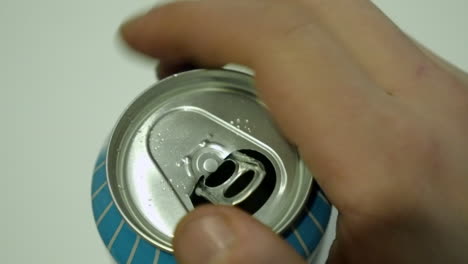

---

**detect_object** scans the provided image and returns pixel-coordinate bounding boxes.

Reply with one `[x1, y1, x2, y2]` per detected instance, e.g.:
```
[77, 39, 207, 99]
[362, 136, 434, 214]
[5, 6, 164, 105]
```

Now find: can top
[107, 70, 313, 252]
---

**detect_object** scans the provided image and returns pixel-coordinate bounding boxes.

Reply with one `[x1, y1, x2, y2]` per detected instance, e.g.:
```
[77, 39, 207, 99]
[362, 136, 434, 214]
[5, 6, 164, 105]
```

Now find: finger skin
[294, 0, 468, 123]
[120, 0, 396, 203]
[120, 1, 468, 264]
[173, 205, 306, 264]
[295, 0, 438, 93]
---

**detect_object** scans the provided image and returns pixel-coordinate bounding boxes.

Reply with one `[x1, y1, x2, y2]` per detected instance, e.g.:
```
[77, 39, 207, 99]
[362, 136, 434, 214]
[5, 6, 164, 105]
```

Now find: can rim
[106, 69, 313, 252]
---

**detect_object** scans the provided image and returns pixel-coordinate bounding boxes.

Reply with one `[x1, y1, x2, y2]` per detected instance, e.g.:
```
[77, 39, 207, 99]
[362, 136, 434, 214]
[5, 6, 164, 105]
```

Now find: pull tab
[194, 151, 266, 205]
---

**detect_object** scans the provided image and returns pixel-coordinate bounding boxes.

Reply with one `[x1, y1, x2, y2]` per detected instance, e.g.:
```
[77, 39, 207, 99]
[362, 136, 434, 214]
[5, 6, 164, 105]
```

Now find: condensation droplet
[176, 162, 181, 167]
[236, 118, 241, 123]
[236, 125, 240, 129]
[245, 119, 249, 123]
[199, 140, 207, 147]
[169, 178, 173, 183]
[230, 120, 234, 125]
[158, 133, 161, 136]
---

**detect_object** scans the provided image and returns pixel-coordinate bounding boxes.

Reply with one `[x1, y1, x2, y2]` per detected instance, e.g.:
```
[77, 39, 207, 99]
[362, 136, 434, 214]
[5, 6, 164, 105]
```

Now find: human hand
[120, 0, 468, 263]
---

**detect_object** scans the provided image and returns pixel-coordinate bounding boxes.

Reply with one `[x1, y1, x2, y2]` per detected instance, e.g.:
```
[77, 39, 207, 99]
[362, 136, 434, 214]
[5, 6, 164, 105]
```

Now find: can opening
[190, 149, 276, 214]
[224, 170, 255, 198]
[205, 160, 236, 187]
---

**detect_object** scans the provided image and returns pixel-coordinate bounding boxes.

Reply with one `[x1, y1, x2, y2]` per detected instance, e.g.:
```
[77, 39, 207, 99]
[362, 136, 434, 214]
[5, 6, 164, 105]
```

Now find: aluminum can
[91, 69, 332, 264]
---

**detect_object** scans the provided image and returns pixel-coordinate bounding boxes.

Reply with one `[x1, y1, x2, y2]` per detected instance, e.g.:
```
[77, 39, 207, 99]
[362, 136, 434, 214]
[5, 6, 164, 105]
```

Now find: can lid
[107, 70, 313, 252]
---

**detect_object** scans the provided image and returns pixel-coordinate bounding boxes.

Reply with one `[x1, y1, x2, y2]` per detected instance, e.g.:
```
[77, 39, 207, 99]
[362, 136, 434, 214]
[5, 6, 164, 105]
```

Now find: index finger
[120, 0, 390, 202]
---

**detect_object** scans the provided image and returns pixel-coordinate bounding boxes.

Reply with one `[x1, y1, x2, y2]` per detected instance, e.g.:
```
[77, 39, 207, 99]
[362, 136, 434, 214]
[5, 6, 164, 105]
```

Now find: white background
[1, 0, 467, 263]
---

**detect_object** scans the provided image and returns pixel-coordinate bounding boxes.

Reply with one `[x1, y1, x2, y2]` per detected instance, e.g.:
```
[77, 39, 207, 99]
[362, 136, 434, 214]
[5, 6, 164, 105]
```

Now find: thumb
[173, 205, 306, 264]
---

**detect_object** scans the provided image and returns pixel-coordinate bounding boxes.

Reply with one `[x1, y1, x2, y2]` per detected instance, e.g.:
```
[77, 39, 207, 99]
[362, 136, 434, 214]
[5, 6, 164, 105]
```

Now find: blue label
[92, 146, 332, 264]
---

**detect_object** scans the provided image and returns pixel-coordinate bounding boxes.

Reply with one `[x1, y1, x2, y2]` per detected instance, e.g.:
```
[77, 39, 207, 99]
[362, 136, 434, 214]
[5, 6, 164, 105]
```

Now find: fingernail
[174, 214, 235, 264]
